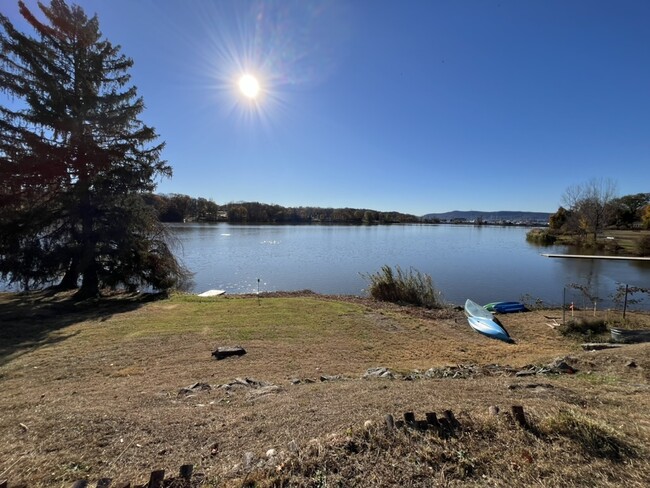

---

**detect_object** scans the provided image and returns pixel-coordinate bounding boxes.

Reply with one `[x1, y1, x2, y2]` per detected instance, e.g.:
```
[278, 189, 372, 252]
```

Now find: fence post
[179, 464, 193, 481]
[623, 284, 629, 319]
[147, 470, 165, 488]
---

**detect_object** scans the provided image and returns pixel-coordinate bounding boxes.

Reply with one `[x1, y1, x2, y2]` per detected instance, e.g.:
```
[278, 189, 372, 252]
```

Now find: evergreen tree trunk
[57, 262, 79, 290]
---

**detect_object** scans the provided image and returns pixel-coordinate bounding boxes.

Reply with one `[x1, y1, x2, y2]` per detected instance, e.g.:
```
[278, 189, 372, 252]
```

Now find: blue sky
[3, 0, 649, 215]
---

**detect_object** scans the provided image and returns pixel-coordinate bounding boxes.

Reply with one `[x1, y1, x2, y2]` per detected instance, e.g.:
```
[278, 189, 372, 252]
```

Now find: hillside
[423, 210, 551, 223]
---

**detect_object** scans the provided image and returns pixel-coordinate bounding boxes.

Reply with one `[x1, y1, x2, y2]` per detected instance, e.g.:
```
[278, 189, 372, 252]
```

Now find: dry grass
[0, 291, 649, 487]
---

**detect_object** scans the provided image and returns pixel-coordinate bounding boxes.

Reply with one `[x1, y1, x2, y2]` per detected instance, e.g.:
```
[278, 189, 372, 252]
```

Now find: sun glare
[238, 74, 260, 99]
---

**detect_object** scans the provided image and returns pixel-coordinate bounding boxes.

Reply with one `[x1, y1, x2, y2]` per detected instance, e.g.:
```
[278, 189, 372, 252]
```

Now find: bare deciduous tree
[561, 178, 617, 242]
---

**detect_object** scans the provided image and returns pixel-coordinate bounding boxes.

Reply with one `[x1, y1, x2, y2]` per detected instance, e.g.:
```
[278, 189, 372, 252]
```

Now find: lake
[169, 223, 650, 309]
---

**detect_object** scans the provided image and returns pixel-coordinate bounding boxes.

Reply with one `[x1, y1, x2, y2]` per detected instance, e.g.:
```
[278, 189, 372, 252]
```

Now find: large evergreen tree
[0, 0, 187, 296]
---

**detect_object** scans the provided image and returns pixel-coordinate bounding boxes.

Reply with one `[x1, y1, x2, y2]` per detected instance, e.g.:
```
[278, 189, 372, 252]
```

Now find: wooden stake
[179, 464, 193, 480]
[511, 405, 527, 428]
[147, 470, 165, 488]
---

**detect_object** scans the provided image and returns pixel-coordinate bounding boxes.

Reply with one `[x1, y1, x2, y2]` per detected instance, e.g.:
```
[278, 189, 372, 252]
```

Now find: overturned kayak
[465, 299, 513, 343]
[484, 301, 527, 313]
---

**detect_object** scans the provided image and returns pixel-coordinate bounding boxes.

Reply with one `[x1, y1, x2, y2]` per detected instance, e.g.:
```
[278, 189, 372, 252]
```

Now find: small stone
[288, 440, 299, 453]
[320, 375, 341, 382]
[363, 420, 373, 430]
[266, 448, 277, 458]
[626, 361, 637, 368]
[290, 378, 301, 385]
[488, 406, 500, 416]
[243, 451, 256, 468]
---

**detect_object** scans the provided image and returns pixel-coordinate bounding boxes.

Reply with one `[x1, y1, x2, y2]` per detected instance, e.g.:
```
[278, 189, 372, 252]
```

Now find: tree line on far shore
[146, 193, 421, 225]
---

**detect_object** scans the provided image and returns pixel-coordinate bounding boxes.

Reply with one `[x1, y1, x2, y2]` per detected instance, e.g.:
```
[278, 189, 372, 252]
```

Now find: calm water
[169, 223, 650, 309]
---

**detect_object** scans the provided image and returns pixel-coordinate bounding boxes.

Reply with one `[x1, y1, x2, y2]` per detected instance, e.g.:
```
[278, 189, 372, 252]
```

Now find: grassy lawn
[606, 229, 650, 254]
[1, 291, 649, 487]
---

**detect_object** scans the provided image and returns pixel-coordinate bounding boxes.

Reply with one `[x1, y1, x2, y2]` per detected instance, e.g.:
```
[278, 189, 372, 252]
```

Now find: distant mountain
[422, 210, 551, 222]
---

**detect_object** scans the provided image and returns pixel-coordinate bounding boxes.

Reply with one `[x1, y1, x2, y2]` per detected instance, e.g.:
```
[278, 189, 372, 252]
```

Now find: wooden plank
[212, 346, 246, 360]
[542, 253, 650, 261]
[581, 343, 624, 351]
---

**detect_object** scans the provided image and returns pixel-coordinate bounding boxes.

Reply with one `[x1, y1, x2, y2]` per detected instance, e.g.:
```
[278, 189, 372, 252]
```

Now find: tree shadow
[0, 289, 166, 367]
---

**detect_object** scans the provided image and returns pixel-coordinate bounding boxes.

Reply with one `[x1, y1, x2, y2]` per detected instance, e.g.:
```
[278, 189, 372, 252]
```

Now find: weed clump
[561, 317, 608, 339]
[543, 409, 637, 461]
[363, 265, 444, 309]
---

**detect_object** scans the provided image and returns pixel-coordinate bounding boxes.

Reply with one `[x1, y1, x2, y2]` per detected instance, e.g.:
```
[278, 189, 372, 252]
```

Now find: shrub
[560, 317, 607, 338]
[637, 235, 650, 256]
[363, 265, 443, 309]
[525, 228, 557, 245]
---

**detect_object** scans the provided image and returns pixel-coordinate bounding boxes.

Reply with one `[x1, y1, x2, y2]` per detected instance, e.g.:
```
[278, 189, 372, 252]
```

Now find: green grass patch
[81, 295, 368, 343]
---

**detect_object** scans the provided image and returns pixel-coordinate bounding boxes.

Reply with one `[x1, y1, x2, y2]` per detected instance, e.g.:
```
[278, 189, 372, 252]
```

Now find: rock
[290, 378, 301, 385]
[626, 361, 637, 368]
[489, 406, 500, 416]
[288, 440, 299, 453]
[363, 367, 394, 379]
[247, 385, 282, 397]
[243, 451, 256, 469]
[178, 382, 211, 396]
[515, 369, 537, 377]
[548, 357, 576, 374]
[320, 375, 342, 382]
[266, 448, 277, 458]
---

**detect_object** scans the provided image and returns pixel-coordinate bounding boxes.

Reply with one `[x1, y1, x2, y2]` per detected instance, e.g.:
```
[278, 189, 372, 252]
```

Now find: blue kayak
[465, 299, 514, 343]
[484, 301, 527, 314]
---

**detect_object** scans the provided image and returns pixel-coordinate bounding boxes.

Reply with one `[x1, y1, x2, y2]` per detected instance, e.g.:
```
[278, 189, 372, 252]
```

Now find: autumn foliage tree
[0, 0, 187, 296]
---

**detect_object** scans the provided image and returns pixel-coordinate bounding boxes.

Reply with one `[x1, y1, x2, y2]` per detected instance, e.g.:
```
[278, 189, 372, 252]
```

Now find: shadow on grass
[0, 289, 165, 367]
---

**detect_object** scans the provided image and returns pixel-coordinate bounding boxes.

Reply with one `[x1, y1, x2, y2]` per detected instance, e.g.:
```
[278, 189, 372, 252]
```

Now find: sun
[238, 74, 260, 99]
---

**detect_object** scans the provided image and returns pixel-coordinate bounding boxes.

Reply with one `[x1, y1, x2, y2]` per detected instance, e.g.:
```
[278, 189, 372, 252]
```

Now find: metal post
[623, 284, 628, 320]
[562, 287, 566, 325]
